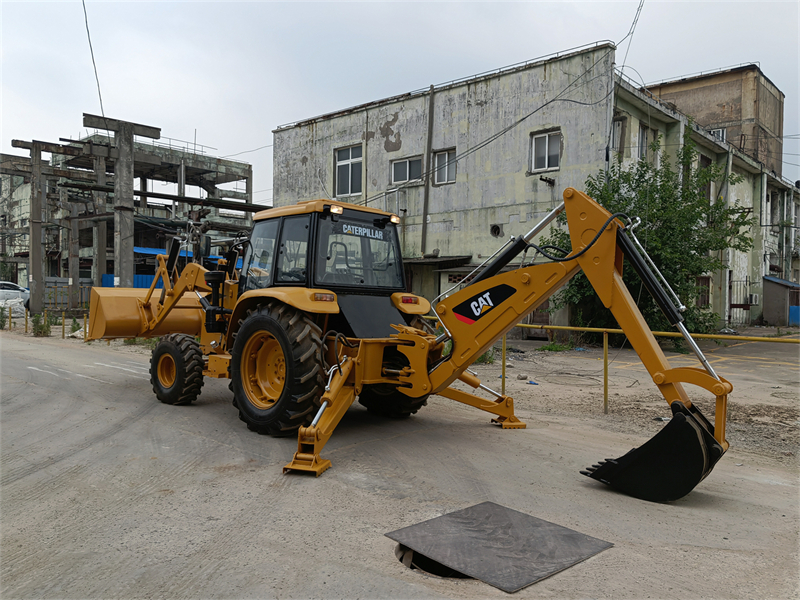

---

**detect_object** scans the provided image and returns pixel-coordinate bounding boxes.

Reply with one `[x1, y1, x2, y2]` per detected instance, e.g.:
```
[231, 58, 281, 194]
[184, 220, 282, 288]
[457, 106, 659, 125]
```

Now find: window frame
[710, 128, 727, 142]
[391, 156, 423, 185]
[638, 123, 650, 161]
[334, 145, 363, 198]
[433, 149, 457, 185]
[529, 130, 562, 173]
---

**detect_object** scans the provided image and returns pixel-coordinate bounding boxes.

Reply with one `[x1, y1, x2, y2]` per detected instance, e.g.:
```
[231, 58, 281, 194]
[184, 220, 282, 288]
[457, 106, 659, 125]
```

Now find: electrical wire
[81, 0, 108, 128]
[221, 144, 273, 159]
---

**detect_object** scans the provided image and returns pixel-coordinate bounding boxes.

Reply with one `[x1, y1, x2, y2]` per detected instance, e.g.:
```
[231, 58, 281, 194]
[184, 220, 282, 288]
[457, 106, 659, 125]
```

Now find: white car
[0, 281, 30, 310]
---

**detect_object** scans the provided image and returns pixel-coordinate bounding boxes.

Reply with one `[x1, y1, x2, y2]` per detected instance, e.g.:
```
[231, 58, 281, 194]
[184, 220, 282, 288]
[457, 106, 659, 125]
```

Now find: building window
[392, 157, 422, 184]
[638, 124, 649, 161]
[434, 150, 456, 184]
[611, 118, 627, 157]
[335, 145, 362, 197]
[696, 276, 711, 308]
[710, 128, 727, 142]
[531, 131, 561, 171]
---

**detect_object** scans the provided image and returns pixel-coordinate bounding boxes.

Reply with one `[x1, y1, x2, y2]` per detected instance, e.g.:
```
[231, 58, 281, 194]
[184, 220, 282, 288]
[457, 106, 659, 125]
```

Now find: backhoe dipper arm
[412, 188, 729, 501]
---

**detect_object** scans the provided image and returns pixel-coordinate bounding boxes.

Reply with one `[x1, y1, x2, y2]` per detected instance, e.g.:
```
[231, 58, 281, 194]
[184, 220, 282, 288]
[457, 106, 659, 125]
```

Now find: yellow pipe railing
[426, 316, 798, 413]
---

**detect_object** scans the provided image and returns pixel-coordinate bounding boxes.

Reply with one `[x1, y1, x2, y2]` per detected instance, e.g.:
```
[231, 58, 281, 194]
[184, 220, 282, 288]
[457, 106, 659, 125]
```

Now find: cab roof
[254, 199, 394, 221]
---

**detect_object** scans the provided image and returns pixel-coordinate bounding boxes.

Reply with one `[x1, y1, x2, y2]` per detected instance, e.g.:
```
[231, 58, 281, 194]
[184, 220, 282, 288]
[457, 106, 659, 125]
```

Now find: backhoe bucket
[581, 402, 726, 502]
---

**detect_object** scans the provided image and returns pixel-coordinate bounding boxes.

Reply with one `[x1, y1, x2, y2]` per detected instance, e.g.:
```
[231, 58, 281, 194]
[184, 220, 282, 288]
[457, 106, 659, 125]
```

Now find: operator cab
[239, 202, 410, 337]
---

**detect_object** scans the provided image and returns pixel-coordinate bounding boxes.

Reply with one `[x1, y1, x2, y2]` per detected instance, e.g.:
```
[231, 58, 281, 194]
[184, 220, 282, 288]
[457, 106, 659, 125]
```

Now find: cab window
[241, 219, 279, 292]
[276, 215, 310, 284]
[315, 215, 403, 289]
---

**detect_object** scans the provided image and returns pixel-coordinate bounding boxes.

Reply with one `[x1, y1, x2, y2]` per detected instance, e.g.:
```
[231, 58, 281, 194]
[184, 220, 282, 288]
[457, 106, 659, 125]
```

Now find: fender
[225, 287, 340, 346]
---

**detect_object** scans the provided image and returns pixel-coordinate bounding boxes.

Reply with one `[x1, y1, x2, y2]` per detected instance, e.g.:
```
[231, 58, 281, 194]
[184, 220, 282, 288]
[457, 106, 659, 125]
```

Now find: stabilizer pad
[386, 501, 612, 593]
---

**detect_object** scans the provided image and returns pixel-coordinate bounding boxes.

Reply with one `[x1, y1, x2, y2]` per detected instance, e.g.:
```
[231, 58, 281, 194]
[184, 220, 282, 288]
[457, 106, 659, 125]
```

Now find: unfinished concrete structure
[273, 43, 799, 327]
[0, 114, 255, 313]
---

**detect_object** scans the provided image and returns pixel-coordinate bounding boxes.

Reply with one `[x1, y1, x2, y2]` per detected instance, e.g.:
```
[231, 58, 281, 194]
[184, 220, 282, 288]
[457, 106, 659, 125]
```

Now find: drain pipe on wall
[421, 85, 435, 255]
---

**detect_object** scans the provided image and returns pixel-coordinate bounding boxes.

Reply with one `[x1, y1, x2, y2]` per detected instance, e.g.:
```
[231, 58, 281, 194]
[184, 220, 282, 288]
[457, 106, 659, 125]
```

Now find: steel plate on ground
[386, 501, 612, 593]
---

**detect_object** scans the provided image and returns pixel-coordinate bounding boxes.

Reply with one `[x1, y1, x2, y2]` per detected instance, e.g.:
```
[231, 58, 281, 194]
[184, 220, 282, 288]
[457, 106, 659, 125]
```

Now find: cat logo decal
[452, 284, 516, 325]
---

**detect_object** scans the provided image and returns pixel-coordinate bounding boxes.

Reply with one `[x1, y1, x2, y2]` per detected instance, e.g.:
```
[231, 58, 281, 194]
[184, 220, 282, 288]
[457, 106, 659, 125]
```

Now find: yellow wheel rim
[241, 331, 286, 410]
[157, 354, 176, 388]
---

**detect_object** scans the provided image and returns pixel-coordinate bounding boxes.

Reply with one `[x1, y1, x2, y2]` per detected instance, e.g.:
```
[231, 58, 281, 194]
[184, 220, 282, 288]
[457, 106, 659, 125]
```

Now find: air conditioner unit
[749, 293, 760, 306]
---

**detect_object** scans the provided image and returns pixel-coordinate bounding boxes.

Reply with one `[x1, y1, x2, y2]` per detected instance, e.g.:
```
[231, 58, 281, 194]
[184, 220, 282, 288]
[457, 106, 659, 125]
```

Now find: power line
[81, 0, 107, 122]
[221, 144, 273, 159]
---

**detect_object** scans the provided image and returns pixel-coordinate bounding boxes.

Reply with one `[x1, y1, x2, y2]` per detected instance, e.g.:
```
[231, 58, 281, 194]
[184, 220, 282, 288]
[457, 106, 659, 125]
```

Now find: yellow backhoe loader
[89, 188, 731, 502]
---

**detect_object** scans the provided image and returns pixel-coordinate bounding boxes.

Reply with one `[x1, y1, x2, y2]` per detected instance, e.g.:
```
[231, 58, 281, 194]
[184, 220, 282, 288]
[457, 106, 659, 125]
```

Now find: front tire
[230, 302, 324, 436]
[150, 334, 205, 405]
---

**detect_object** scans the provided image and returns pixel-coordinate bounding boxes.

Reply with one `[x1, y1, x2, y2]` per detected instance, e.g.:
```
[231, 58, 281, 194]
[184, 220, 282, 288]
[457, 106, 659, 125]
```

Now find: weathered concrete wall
[274, 45, 616, 268]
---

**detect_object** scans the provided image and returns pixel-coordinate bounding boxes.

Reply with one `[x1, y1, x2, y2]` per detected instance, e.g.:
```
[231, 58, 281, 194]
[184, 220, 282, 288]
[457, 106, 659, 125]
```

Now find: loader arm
[139, 253, 211, 336]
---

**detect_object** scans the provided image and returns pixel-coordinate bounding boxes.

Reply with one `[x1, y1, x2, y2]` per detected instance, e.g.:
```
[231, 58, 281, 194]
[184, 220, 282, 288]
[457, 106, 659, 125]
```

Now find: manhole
[386, 502, 613, 593]
[395, 544, 471, 579]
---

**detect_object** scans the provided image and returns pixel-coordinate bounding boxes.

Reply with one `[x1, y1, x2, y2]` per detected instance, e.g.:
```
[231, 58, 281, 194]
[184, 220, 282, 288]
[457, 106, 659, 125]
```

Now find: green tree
[547, 133, 754, 342]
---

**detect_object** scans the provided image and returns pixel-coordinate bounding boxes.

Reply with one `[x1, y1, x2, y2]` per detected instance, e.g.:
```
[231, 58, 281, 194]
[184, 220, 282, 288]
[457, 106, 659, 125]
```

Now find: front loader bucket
[88, 287, 203, 340]
[581, 402, 726, 502]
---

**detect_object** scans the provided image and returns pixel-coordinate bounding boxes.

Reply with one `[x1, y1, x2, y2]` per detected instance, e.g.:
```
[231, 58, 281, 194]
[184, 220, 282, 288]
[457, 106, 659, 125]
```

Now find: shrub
[32, 313, 51, 337]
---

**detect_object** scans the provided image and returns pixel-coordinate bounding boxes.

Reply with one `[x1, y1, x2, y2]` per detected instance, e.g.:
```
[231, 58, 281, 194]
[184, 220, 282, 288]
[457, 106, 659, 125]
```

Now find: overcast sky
[2, 0, 798, 205]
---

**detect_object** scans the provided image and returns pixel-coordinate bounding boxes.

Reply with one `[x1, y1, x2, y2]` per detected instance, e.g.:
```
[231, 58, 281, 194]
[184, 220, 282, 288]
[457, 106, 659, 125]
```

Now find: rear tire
[358, 348, 429, 418]
[230, 302, 324, 436]
[358, 387, 428, 419]
[150, 334, 205, 405]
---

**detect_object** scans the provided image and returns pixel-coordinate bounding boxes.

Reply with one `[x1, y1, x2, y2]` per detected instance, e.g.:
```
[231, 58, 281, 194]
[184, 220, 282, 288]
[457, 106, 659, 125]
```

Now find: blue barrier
[101, 274, 163, 289]
[790, 305, 799, 327]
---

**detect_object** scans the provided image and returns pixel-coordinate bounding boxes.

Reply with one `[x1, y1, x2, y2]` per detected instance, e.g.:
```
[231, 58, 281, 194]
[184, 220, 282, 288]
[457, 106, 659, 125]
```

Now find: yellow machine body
[88, 190, 731, 502]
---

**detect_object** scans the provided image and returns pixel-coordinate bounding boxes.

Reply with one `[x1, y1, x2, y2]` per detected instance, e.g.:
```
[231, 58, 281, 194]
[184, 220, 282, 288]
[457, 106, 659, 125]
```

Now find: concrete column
[175, 159, 185, 220]
[68, 202, 80, 308]
[29, 143, 43, 313]
[421, 85, 435, 255]
[93, 156, 107, 287]
[114, 122, 135, 288]
[245, 169, 253, 226]
[139, 176, 148, 209]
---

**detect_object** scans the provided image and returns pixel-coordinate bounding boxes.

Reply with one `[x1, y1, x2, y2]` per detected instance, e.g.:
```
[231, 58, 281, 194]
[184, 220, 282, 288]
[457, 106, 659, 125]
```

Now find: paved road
[1, 332, 798, 599]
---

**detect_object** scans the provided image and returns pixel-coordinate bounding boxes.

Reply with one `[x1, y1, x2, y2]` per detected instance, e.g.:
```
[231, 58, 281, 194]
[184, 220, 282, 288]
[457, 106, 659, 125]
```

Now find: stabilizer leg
[284, 358, 357, 476]
[437, 370, 526, 429]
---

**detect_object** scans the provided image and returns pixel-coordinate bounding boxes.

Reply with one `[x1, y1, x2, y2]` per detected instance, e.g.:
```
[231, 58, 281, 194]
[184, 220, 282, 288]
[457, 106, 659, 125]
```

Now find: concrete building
[270, 44, 798, 327]
[1, 114, 255, 312]
[647, 64, 785, 177]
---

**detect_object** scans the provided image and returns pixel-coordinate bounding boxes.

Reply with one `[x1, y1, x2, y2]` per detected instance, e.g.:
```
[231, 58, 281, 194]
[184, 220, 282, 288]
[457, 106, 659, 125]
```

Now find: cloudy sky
[2, 0, 798, 205]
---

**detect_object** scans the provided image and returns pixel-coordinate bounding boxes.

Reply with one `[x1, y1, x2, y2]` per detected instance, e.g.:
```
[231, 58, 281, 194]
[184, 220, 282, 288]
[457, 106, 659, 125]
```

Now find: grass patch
[474, 348, 495, 364]
[537, 340, 574, 352]
[123, 337, 160, 350]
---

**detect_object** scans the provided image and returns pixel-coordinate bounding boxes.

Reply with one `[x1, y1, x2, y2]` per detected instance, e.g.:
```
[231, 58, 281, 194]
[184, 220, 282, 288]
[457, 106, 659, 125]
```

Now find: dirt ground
[470, 330, 800, 465]
[1, 324, 799, 599]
